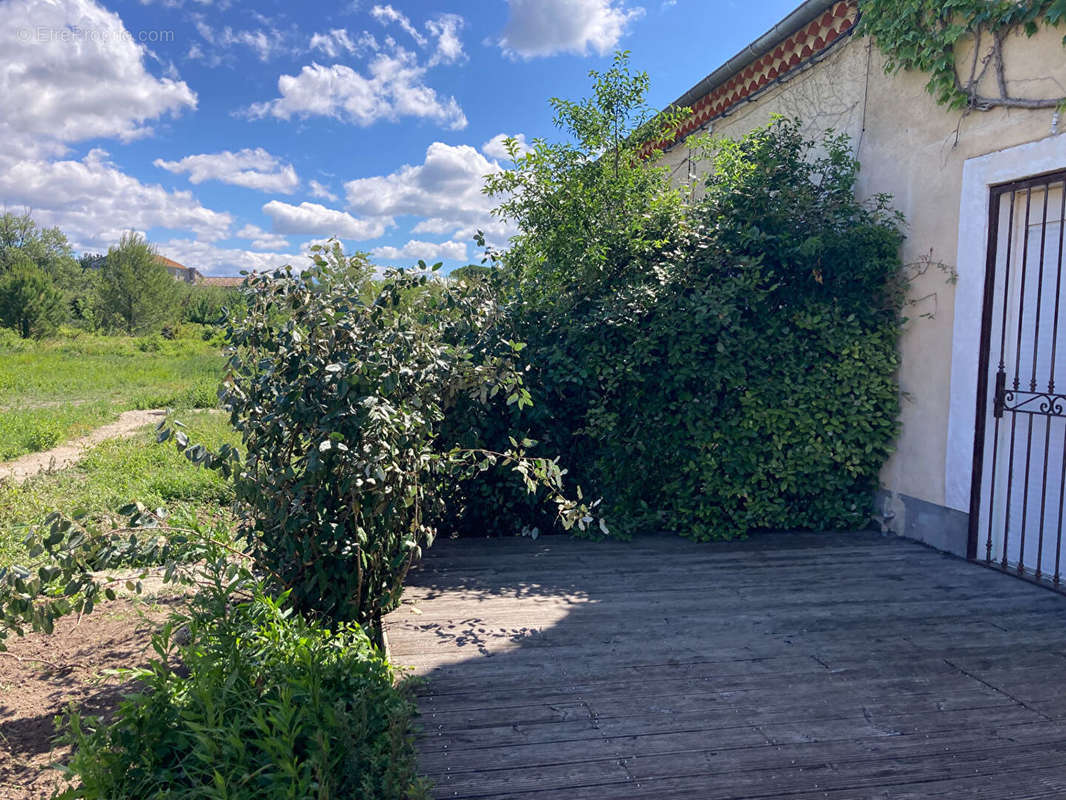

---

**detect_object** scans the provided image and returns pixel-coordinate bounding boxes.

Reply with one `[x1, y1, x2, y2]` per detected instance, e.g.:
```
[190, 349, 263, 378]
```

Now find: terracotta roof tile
[643, 0, 859, 156]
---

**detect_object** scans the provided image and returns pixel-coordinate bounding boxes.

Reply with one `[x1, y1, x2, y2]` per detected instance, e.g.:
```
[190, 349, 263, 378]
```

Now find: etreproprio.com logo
[16, 26, 175, 44]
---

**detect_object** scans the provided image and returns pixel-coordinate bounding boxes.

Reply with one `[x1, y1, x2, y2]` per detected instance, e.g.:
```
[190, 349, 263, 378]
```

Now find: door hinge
[993, 368, 1007, 419]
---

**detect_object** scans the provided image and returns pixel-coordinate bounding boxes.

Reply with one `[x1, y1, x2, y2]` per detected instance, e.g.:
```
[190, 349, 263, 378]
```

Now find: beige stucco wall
[659, 25, 1066, 527]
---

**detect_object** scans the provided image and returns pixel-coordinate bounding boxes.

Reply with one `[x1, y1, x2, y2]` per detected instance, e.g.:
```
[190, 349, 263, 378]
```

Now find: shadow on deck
[384, 531, 1066, 799]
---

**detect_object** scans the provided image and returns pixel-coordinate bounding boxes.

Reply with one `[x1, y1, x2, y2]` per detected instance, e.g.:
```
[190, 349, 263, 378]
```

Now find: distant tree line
[0, 213, 240, 338]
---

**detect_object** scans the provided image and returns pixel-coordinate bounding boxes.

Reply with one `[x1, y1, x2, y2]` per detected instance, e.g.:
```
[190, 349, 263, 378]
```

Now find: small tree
[98, 232, 180, 333]
[154, 246, 600, 645]
[0, 212, 80, 283]
[0, 257, 66, 338]
[484, 51, 690, 308]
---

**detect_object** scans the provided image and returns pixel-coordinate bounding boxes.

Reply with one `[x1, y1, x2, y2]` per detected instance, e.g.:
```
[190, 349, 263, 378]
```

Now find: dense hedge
[457, 118, 905, 541]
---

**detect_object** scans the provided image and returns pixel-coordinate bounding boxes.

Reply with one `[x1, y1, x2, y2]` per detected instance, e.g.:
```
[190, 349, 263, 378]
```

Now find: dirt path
[0, 410, 166, 484]
[0, 593, 184, 800]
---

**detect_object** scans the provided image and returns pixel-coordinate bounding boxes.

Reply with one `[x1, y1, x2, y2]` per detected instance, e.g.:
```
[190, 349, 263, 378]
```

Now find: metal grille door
[970, 170, 1066, 585]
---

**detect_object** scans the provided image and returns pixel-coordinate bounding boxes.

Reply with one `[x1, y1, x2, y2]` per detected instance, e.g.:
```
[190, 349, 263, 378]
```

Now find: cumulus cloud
[369, 6, 465, 64]
[0, 149, 231, 251]
[154, 148, 299, 193]
[498, 0, 644, 58]
[262, 200, 389, 240]
[246, 49, 466, 129]
[236, 224, 292, 251]
[371, 239, 467, 263]
[308, 180, 339, 202]
[481, 133, 531, 160]
[158, 238, 302, 276]
[252, 10, 467, 130]
[345, 142, 498, 231]
[0, 0, 196, 158]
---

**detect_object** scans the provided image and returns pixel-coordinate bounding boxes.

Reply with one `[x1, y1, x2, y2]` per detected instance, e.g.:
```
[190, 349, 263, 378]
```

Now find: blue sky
[1, 0, 799, 274]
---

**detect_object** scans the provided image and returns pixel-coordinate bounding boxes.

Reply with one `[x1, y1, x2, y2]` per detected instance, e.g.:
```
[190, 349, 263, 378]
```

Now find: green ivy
[859, 0, 1066, 109]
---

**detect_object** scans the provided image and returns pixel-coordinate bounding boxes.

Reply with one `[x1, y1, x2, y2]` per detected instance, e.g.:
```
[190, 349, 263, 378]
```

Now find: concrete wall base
[874, 490, 970, 558]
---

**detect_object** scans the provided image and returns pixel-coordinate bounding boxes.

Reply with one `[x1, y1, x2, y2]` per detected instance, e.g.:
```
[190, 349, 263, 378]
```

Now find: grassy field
[0, 328, 235, 565]
[0, 326, 224, 460]
[0, 410, 237, 565]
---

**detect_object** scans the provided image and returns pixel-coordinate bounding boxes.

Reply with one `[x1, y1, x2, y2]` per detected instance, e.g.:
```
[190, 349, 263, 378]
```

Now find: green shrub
[56, 588, 425, 800]
[478, 106, 904, 540]
[539, 120, 905, 539]
[156, 244, 598, 645]
[135, 333, 165, 353]
[0, 326, 28, 353]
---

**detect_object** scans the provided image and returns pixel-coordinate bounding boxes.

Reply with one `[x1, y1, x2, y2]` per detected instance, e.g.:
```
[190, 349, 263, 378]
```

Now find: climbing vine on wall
[859, 0, 1066, 110]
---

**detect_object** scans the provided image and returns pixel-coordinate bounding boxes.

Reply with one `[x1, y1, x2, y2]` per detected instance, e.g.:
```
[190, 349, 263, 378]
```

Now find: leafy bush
[56, 588, 424, 800]
[478, 75, 904, 541]
[156, 245, 599, 644]
[484, 52, 688, 309]
[181, 283, 241, 326]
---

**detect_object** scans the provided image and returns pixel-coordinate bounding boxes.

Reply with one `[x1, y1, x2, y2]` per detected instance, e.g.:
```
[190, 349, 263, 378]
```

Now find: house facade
[655, 1, 1066, 578]
[156, 255, 202, 283]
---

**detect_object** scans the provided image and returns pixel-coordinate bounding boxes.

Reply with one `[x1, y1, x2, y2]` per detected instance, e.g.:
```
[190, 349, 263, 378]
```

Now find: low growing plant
[56, 582, 425, 800]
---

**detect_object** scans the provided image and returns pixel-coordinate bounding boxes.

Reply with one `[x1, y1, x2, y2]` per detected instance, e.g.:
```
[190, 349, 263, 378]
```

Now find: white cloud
[308, 180, 339, 202]
[251, 14, 466, 131]
[236, 224, 291, 251]
[309, 28, 378, 59]
[0, 0, 196, 158]
[154, 148, 299, 193]
[426, 13, 465, 65]
[371, 4, 426, 46]
[190, 19, 286, 64]
[345, 142, 497, 229]
[262, 200, 389, 240]
[0, 149, 231, 251]
[481, 133, 530, 160]
[247, 49, 466, 129]
[159, 238, 301, 276]
[498, 0, 644, 58]
[371, 239, 467, 263]
[409, 217, 455, 235]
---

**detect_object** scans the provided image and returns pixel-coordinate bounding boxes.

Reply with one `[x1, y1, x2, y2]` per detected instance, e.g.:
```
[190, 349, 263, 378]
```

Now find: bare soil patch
[0, 410, 166, 485]
[0, 595, 180, 800]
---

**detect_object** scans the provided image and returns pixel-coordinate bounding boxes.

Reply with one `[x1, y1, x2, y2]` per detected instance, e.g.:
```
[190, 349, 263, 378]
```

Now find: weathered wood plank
[385, 532, 1066, 799]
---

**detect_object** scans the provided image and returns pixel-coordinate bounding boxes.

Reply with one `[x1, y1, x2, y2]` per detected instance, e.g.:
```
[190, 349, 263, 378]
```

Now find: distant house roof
[198, 276, 245, 288]
[83, 251, 242, 285]
[155, 254, 194, 273]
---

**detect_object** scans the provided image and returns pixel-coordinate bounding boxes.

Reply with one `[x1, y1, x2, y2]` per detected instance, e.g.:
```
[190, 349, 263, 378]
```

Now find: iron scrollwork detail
[1001, 387, 1066, 417]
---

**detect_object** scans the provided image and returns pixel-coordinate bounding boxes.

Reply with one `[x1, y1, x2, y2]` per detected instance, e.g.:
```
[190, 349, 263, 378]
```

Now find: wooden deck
[385, 532, 1066, 799]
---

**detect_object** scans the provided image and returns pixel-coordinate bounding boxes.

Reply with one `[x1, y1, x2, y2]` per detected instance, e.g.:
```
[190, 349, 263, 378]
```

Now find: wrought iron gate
[969, 169, 1066, 586]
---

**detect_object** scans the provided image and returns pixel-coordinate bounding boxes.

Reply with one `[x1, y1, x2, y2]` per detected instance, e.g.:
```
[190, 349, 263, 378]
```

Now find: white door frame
[946, 133, 1066, 515]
